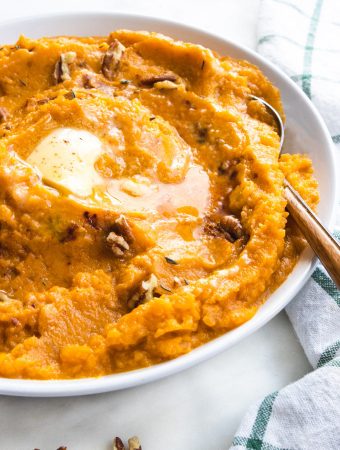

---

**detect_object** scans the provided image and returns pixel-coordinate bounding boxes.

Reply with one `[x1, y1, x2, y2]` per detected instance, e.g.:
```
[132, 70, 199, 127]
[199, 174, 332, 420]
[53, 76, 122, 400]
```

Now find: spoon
[251, 95, 340, 288]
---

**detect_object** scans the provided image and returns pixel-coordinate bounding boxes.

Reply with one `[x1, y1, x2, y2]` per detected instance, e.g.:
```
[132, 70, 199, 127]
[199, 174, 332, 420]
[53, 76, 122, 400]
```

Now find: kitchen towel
[230, 1, 340, 449]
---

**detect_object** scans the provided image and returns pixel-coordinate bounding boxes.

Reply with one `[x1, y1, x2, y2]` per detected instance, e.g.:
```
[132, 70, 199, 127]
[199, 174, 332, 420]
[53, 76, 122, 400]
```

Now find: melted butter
[107, 165, 210, 216]
[27, 127, 210, 217]
[27, 128, 103, 197]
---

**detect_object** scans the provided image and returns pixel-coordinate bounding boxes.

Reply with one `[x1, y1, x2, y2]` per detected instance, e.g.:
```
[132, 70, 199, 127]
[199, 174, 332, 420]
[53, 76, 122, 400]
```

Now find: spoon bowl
[251, 95, 340, 287]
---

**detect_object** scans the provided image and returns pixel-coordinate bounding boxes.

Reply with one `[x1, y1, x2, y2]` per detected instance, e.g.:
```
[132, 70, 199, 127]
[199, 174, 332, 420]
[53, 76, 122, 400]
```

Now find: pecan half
[140, 74, 177, 87]
[205, 214, 244, 243]
[219, 215, 243, 242]
[101, 39, 125, 80]
[53, 52, 76, 84]
[107, 232, 129, 257]
[128, 436, 142, 450]
[113, 437, 126, 450]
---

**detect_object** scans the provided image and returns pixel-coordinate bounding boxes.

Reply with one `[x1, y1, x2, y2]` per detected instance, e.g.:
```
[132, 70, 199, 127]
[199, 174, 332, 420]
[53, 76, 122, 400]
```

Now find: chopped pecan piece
[25, 98, 50, 111]
[60, 223, 79, 243]
[4, 267, 20, 280]
[82, 73, 96, 89]
[141, 274, 158, 301]
[37, 98, 49, 105]
[219, 215, 243, 242]
[113, 437, 126, 450]
[128, 436, 142, 450]
[107, 231, 129, 257]
[127, 274, 158, 310]
[140, 74, 177, 87]
[111, 215, 134, 243]
[0, 107, 8, 123]
[64, 90, 76, 100]
[218, 160, 231, 175]
[0, 291, 12, 302]
[218, 158, 240, 179]
[53, 52, 76, 84]
[205, 213, 244, 243]
[101, 39, 125, 80]
[196, 125, 208, 144]
[10, 317, 20, 327]
[83, 211, 98, 229]
[153, 80, 177, 90]
[107, 215, 135, 257]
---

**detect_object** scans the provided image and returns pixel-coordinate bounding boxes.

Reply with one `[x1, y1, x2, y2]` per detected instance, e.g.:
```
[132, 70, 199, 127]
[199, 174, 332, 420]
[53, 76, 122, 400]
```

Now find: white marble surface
[0, 1, 311, 449]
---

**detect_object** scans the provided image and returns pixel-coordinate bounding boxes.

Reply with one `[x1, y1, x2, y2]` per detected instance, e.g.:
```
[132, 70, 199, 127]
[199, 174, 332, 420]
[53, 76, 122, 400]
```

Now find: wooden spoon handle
[284, 180, 340, 288]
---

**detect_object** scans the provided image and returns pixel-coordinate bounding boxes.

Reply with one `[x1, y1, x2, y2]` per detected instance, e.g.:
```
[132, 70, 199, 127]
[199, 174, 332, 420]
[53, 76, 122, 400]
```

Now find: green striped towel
[230, 1, 340, 449]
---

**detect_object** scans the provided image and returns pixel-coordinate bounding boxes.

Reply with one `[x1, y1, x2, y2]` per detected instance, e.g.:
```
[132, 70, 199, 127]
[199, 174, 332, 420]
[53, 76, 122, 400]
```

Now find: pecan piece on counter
[140, 74, 177, 87]
[128, 436, 142, 450]
[53, 52, 76, 84]
[101, 39, 125, 80]
[219, 215, 243, 243]
[113, 437, 126, 450]
[107, 231, 129, 257]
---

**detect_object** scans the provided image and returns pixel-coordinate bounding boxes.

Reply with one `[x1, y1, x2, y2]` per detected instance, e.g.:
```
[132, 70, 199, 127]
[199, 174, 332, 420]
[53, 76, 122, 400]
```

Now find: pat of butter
[27, 128, 103, 197]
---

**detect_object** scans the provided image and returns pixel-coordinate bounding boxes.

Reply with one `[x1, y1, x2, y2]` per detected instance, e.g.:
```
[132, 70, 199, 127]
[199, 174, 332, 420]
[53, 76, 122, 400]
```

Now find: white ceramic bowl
[0, 12, 336, 397]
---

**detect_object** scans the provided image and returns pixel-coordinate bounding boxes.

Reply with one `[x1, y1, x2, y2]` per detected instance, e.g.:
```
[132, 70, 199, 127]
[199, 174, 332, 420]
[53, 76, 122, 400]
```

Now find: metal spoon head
[249, 95, 285, 152]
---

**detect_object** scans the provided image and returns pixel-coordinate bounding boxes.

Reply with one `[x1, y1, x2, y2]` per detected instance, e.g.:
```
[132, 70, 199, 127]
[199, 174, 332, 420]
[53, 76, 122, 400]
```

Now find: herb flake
[165, 256, 178, 265]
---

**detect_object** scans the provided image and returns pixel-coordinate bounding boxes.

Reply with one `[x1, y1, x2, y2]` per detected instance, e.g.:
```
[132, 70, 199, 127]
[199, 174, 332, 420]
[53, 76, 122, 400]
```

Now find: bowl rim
[0, 11, 337, 397]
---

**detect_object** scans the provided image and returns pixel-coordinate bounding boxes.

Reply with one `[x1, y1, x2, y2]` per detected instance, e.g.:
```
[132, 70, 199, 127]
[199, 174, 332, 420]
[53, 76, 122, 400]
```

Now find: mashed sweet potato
[0, 31, 318, 379]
